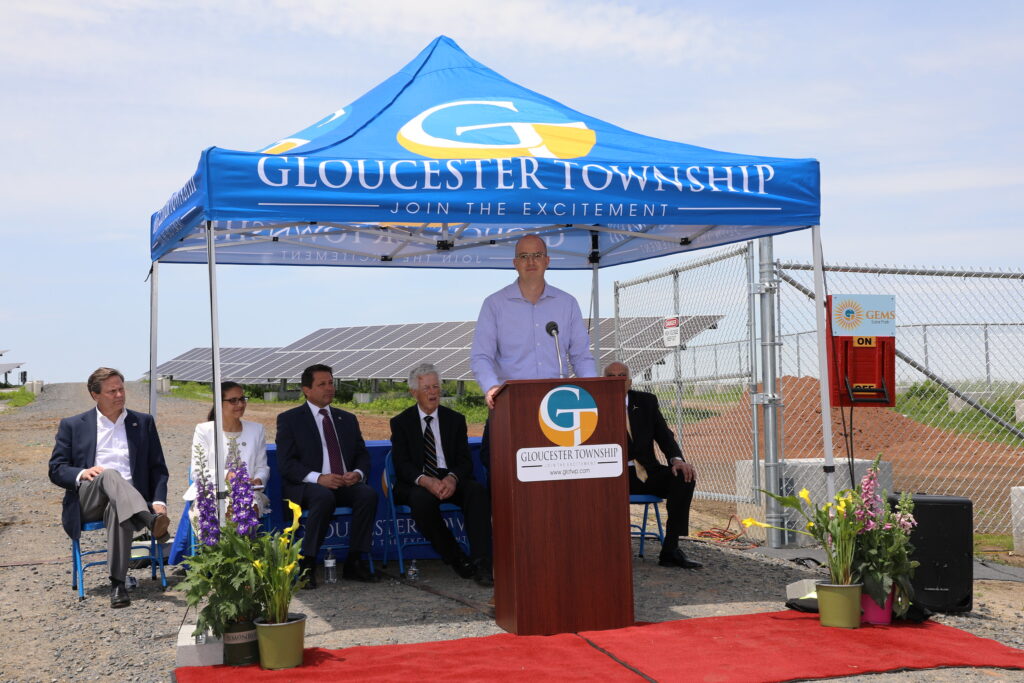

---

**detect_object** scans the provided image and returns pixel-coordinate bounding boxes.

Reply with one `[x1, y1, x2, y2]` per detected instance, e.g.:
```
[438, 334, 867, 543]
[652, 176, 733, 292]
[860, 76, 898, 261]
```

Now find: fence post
[746, 243, 762, 503]
[673, 271, 685, 449]
[758, 238, 784, 547]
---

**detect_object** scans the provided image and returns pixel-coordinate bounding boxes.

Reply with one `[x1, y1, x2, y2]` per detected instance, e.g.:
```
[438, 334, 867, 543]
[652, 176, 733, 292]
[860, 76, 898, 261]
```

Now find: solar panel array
[153, 347, 278, 383]
[156, 316, 722, 384]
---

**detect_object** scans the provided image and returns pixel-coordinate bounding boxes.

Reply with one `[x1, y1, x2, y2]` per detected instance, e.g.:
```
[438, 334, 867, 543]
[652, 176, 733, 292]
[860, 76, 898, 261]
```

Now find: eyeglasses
[223, 397, 248, 405]
[515, 252, 547, 261]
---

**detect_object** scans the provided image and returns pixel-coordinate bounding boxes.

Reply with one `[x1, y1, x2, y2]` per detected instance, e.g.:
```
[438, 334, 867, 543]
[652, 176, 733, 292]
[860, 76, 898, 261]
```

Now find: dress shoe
[658, 547, 703, 569]
[110, 584, 131, 608]
[343, 558, 380, 583]
[151, 513, 170, 542]
[451, 554, 476, 580]
[472, 558, 494, 587]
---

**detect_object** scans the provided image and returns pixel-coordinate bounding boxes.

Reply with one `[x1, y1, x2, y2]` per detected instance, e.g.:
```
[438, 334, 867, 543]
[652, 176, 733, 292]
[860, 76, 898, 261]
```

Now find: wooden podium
[490, 377, 633, 635]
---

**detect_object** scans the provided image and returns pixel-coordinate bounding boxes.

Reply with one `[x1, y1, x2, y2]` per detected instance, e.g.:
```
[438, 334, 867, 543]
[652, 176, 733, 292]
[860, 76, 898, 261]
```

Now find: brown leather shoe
[151, 513, 170, 541]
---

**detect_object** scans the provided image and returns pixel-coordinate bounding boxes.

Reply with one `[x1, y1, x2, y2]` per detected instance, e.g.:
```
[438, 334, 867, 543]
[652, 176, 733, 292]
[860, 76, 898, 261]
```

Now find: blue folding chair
[629, 494, 665, 558]
[381, 450, 468, 576]
[71, 520, 168, 600]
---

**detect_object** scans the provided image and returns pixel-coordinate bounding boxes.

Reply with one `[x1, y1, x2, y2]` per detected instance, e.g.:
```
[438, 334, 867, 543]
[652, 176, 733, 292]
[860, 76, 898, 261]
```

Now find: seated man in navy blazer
[48, 367, 171, 608]
[390, 363, 493, 586]
[604, 361, 703, 569]
[276, 363, 379, 587]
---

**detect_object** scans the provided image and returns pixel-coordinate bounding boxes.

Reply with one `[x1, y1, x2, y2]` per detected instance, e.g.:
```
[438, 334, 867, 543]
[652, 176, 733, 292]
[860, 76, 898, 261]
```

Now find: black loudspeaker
[889, 493, 973, 613]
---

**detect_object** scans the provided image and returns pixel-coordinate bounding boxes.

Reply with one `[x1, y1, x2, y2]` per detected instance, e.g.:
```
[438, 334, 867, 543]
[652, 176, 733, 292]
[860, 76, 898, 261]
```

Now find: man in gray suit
[49, 368, 170, 608]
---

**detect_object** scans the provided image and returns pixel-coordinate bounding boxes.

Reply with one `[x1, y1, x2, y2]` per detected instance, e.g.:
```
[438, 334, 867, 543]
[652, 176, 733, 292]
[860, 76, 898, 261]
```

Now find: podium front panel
[490, 377, 633, 635]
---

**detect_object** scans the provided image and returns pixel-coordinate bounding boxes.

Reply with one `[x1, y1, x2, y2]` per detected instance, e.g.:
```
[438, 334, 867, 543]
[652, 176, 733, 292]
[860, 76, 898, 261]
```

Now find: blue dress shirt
[471, 280, 597, 392]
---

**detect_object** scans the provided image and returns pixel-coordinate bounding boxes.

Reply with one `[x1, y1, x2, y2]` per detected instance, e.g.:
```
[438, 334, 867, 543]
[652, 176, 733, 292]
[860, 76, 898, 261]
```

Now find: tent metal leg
[206, 222, 226, 520]
[148, 262, 159, 418]
[811, 226, 836, 499]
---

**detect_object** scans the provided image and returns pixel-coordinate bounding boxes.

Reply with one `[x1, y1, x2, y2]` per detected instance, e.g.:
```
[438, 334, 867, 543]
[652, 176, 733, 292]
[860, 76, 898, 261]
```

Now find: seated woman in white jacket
[184, 381, 270, 519]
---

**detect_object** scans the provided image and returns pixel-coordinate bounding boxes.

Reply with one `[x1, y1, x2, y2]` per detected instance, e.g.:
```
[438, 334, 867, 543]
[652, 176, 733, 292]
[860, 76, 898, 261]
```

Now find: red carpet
[176, 611, 1024, 682]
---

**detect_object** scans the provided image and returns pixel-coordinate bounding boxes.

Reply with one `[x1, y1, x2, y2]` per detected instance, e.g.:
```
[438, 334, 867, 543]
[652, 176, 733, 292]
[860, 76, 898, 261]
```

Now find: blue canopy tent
[149, 36, 835, 515]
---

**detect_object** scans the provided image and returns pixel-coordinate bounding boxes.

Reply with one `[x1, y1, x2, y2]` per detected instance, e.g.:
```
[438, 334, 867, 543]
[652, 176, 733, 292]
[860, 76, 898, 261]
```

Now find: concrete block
[1014, 399, 1024, 423]
[1012, 487, 1024, 553]
[176, 624, 223, 667]
[353, 392, 381, 404]
[947, 391, 995, 413]
[27, 380, 44, 395]
[736, 457, 893, 548]
[156, 376, 172, 393]
[263, 391, 278, 401]
[786, 578, 819, 600]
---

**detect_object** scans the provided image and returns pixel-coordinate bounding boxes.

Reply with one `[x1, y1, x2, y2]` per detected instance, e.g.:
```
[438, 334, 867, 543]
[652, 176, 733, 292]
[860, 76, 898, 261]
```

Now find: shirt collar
[504, 279, 551, 302]
[97, 408, 128, 428]
[417, 405, 438, 421]
[307, 401, 329, 417]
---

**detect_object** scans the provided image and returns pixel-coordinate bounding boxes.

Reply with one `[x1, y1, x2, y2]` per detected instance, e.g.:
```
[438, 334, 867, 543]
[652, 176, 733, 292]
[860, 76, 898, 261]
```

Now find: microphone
[546, 321, 566, 378]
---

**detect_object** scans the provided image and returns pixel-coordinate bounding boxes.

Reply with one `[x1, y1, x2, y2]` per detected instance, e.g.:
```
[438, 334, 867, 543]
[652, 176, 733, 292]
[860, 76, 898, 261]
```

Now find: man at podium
[471, 233, 596, 410]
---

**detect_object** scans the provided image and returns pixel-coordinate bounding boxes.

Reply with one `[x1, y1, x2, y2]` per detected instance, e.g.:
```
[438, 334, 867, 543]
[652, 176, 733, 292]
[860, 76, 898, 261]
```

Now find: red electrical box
[826, 295, 896, 407]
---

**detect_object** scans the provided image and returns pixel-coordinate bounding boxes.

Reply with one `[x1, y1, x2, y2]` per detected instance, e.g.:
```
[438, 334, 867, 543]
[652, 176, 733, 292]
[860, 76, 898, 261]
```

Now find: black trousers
[629, 465, 695, 552]
[395, 474, 491, 563]
[293, 481, 377, 560]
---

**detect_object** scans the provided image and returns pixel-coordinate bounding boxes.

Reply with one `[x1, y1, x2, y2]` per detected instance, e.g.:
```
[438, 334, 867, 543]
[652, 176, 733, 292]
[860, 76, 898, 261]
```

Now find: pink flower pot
[861, 590, 894, 625]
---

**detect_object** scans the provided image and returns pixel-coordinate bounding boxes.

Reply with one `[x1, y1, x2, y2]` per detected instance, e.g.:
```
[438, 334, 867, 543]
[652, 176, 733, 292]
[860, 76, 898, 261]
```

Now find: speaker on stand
[889, 493, 973, 612]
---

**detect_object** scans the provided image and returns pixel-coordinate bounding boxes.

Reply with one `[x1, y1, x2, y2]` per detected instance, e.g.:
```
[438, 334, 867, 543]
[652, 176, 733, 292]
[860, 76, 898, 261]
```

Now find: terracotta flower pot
[816, 582, 862, 629]
[254, 613, 306, 670]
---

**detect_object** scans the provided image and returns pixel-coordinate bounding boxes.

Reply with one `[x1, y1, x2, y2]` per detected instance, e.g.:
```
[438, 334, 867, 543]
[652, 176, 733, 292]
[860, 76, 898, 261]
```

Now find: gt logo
[397, 100, 596, 159]
[538, 385, 599, 448]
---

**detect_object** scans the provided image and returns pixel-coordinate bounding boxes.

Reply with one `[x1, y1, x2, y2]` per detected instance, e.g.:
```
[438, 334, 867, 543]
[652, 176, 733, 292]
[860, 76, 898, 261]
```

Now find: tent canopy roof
[152, 36, 819, 269]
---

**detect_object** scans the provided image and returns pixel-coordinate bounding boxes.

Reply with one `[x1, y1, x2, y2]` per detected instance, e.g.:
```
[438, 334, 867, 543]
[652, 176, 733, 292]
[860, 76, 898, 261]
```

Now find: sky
[2, 1, 1022, 383]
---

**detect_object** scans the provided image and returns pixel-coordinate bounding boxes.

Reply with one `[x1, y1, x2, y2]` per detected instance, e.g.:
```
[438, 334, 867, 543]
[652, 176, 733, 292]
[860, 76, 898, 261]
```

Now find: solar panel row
[154, 316, 721, 385]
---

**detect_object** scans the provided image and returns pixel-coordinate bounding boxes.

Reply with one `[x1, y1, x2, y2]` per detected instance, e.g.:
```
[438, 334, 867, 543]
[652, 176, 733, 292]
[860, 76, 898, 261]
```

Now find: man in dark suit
[390, 363, 493, 586]
[48, 367, 171, 608]
[276, 363, 379, 587]
[604, 362, 702, 569]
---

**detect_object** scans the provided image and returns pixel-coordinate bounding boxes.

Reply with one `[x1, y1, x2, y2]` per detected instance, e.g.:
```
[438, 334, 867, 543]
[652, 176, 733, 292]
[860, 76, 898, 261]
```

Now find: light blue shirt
[471, 280, 597, 393]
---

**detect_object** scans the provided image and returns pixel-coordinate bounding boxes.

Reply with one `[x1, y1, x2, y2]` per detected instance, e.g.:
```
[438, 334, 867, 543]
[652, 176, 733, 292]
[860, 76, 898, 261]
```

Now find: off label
[854, 337, 876, 347]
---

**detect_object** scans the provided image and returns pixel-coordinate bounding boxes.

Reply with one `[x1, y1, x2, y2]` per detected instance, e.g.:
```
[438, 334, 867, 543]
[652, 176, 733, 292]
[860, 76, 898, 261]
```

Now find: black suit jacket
[48, 408, 169, 540]
[276, 403, 371, 501]
[389, 404, 473, 487]
[627, 390, 684, 477]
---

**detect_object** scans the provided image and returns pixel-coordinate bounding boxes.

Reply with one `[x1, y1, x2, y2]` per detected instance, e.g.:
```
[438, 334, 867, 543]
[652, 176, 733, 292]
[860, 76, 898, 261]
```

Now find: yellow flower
[286, 500, 302, 534]
[806, 521, 815, 529]
[283, 561, 297, 575]
[253, 560, 264, 571]
[798, 488, 812, 505]
[837, 499, 847, 513]
[742, 517, 769, 528]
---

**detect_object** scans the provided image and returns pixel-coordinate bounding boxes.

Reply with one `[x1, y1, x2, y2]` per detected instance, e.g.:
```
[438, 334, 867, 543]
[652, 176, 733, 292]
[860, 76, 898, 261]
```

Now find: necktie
[423, 415, 439, 478]
[627, 405, 649, 483]
[320, 408, 345, 474]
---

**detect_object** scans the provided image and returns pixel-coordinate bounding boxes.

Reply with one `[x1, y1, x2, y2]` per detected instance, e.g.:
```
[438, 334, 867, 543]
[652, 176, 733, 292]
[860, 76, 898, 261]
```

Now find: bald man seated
[605, 362, 702, 569]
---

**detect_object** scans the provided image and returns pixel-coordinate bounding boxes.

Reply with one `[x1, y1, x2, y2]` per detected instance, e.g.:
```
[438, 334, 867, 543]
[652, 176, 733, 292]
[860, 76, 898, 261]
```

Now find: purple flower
[226, 447, 259, 538]
[193, 445, 220, 546]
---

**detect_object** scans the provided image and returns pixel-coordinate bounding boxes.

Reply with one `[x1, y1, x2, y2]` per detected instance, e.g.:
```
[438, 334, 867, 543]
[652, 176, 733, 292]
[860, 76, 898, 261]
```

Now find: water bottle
[406, 560, 419, 581]
[323, 550, 338, 584]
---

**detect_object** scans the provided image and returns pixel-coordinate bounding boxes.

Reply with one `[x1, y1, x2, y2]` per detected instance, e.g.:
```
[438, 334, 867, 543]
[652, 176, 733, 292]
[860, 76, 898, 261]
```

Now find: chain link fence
[615, 240, 1024, 538]
[614, 243, 759, 504]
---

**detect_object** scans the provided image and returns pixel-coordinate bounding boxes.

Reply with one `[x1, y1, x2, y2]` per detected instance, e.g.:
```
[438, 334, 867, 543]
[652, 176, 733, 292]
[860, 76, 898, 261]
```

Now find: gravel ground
[0, 382, 1021, 682]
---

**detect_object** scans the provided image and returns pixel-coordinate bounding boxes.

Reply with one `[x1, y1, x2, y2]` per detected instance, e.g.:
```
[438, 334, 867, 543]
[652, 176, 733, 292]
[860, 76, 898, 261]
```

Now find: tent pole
[148, 262, 159, 418]
[590, 231, 601, 368]
[206, 221, 226, 521]
[811, 226, 836, 499]
[758, 237, 784, 548]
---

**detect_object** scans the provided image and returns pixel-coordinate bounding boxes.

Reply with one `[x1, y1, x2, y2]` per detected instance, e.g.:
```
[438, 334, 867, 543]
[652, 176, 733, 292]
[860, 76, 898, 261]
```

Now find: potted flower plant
[744, 486, 865, 628]
[854, 456, 919, 624]
[179, 445, 263, 665]
[251, 499, 307, 670]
